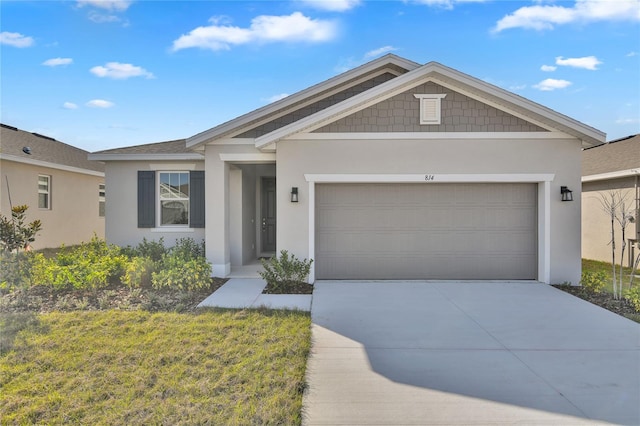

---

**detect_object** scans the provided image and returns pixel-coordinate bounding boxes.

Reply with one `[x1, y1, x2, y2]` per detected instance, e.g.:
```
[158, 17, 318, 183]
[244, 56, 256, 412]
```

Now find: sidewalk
[197, 278, 312, 311]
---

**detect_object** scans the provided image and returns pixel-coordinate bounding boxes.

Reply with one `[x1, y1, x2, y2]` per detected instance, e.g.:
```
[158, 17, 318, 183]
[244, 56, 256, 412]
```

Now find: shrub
[150, 238, 211, 291]
[121, 256, 157, 288]
[0, 205, 42, 252]
[123, 237, 166, 262]
[260, 250, 313, 291]
[0, 251, 34, 292]
[31, 237, 127, 290]
[625, 286, 640, 313]
[580, 270, 607, 293]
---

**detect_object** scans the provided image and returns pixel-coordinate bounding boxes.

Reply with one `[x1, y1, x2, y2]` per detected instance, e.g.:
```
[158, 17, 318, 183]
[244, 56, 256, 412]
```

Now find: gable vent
[414, 94, 447, 125]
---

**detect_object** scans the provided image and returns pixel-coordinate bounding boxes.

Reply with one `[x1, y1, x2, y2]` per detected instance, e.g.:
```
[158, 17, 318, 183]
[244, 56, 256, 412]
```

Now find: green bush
[260, 250, 313, 291]
[122, 237, 167, 262]
[0, 251, 35, 292]
[31, 237, 127, 290]
[121, 256, 157, 288]
[625, 286, 640, 313]
[580, 270, 607, 293]
[149, 238, 211, 291]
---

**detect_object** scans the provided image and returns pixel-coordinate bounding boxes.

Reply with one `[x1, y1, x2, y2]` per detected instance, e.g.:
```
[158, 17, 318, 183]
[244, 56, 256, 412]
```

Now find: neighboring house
[0, 124, 105, 249]
[582, 134, 640, 266]
[90, 54, 606, 284]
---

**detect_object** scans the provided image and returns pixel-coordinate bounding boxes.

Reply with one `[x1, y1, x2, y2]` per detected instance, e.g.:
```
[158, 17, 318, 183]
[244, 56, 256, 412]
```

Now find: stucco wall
[0, 160, 105, 249]
[316, 82, 545, 133]
[275, 137, 583, 284]
[582, 177, 638, 265]
[104, 160, 205, 248]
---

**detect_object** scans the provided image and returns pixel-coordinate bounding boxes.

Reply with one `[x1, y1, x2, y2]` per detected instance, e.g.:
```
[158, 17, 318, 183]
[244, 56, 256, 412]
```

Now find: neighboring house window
[99, 184, 105, 217]
[38, 175, 51, 209]
[414, 94, 447, 125]
[137, 170, 205, 229]
[159, 172, 190, 226]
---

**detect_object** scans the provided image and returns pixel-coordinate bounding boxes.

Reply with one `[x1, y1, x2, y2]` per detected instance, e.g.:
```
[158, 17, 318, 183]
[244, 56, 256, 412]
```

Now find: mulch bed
[0, 278, 227, 314]
[553, 285, 638, 318]
[262, 281, 313, 295]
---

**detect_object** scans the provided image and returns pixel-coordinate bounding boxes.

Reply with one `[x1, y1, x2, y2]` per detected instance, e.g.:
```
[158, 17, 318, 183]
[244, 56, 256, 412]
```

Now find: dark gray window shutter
[190, 171, 205, 228]
[138, 171, 155, 228]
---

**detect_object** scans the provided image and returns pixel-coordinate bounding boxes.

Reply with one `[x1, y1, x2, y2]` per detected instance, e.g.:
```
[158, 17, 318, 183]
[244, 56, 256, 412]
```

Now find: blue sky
[1, 0, 639, 152]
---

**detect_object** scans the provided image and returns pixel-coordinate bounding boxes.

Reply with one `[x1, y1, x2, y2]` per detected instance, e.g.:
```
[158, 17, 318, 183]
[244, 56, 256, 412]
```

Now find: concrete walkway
[303, 281, 640, 425]
[197, 278, 312, 311]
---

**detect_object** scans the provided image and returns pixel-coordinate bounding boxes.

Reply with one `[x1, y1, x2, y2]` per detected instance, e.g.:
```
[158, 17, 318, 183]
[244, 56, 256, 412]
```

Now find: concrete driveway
[303, 281, 640, 425]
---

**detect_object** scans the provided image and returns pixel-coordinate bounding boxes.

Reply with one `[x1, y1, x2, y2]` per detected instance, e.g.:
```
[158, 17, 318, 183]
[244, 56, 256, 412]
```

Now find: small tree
[0, 205, 42, 252]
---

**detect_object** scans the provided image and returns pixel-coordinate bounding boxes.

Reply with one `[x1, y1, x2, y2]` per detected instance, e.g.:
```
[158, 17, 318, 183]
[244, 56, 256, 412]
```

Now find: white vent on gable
[414, 94, 447, 125]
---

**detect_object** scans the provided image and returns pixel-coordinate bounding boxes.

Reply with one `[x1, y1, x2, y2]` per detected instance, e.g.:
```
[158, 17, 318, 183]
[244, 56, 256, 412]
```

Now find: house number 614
[424, 174, 435, 181]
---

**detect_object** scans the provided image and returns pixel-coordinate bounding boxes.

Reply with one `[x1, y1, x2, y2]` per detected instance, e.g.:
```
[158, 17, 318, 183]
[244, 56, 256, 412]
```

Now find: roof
[89, 139, 203, 161]
[0, 124, 104, 175]
[582, 134, 640, 180]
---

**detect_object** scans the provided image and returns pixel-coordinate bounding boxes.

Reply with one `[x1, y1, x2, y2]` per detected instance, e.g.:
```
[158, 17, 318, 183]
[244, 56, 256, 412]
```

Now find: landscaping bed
[553, 284, 638, 319]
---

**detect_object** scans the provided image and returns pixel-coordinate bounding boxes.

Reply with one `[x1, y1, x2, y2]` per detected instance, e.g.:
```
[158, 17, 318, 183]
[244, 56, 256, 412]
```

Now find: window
[414, 94, 447, 125]
[38, 175, 51, 209]
[159, 172, 189, 226]
[99, 184, 105, 217]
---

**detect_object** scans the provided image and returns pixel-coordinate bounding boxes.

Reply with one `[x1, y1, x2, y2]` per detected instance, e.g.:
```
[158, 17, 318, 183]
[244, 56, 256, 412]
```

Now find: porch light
[561, 186, 573, 202]
[291, 187, 299, 203]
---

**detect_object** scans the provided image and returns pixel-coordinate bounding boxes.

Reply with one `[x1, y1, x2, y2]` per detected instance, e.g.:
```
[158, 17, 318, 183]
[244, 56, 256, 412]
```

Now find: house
[89, 54, 606, 284]
[582, 134, 640, 266]
[0, 124, 105, 249]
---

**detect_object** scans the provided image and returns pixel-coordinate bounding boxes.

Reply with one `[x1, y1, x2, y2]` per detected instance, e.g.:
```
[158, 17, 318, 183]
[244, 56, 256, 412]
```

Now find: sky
[1, 0, 639, 153]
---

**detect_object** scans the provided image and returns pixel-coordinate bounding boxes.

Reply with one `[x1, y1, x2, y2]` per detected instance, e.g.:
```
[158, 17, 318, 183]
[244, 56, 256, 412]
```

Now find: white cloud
[263, 93, 290, 103]
[90, 62, 154, 79]
[533, 78, 572, 91]
[298, 0, 361, 11]
[616, 117, 640, 124]
[63, 102, 78, 109]
[493, 0, 640, 32]
[86, 99, 114, 108]
[88, 11, 124, 24]
[0, 31, 34, 48]
[555, 55, 602, 70]
[626, 51, 638, 57]
[171, 12, 337, 51]
[412, 0, 487, 9]
[364, 45, 398, 58]
[76, 0, 131, 11]
[43, 57, 73, 67]
[540, 65, 557, 72]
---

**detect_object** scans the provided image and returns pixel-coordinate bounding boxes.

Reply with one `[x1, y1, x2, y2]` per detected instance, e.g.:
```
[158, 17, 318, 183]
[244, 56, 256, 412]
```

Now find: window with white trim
[414, 94, 447, 125]
[38, 175, 51, 209]
[99, 183, 105, 217]
[159, 172, 189, 226]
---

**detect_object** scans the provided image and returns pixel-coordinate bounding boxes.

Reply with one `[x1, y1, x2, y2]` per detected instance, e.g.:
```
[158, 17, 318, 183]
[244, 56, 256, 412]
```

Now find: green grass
[1, 309, 311, 425]
[582, 258, 637, 293]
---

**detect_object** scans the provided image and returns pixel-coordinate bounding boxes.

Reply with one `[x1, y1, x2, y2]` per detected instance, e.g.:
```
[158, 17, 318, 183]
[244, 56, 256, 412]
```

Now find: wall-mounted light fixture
[290, 187, 299, 203]
[561, 186, 573, 202]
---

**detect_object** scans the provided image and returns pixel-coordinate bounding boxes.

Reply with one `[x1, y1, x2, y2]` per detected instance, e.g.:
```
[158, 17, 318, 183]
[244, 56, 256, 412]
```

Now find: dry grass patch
[1, 309, 311, 425]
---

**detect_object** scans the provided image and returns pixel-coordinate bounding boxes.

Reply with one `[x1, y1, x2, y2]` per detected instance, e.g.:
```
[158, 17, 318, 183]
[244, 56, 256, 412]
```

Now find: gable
[235, 71, 401, 139]
[314, 81, 545, 133]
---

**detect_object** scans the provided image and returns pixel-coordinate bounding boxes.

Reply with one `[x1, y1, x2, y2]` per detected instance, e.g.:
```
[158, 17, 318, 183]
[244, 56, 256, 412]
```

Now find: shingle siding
[314, 81, 545, 133]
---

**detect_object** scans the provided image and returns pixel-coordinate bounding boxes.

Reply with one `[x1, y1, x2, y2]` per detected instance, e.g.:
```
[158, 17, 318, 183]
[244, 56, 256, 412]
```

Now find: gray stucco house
[90, 54, 606, 284]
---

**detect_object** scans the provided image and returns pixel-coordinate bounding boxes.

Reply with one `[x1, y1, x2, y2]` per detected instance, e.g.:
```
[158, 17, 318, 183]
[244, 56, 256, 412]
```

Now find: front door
[261, 177, 276, 253]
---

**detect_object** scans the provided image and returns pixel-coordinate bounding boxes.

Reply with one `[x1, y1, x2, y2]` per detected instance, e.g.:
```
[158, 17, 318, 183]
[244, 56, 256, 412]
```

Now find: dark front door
[261, 177, 276, 253]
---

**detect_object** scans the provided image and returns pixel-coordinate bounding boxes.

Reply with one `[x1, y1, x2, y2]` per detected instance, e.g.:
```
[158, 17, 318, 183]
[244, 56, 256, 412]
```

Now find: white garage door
[315, 183, 537, 280]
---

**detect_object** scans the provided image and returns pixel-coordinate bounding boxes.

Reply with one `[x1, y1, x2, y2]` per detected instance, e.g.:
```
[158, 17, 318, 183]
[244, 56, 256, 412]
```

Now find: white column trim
[219, 153, 276, 163]
[305, 173, 554, 283]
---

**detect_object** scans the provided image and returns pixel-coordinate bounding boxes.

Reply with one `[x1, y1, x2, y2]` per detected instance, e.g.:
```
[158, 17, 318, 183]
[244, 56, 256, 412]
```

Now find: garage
[315, 183, 538, 280]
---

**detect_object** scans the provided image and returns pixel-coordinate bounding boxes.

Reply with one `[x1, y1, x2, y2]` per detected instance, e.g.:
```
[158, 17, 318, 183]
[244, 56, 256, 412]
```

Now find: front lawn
[0, 309, 311, 425]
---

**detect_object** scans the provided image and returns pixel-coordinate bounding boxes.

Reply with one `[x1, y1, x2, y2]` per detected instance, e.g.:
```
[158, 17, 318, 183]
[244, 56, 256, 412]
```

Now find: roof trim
[582, 168, 640, 182]
[288, 131, 569, 141]
[185, 54, 420, 148]
[88, 153, 203, 161]
[0, 154, 105, 177]
[255, 61, 605, 149]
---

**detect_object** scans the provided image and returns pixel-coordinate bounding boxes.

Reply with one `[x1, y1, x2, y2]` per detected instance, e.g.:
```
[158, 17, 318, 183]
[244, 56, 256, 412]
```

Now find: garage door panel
[316, 183, 537, 280]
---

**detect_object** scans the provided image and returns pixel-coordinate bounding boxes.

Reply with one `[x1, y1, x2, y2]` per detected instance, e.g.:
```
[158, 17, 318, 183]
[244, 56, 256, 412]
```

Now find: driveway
[303, 281, 640, 425]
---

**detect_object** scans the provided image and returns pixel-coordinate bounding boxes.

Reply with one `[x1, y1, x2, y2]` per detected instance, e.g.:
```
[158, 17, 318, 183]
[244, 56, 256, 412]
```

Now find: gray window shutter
[190, 171, 205, 228]
[138, 171, 155, 228]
